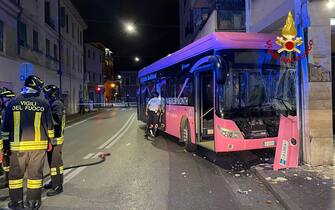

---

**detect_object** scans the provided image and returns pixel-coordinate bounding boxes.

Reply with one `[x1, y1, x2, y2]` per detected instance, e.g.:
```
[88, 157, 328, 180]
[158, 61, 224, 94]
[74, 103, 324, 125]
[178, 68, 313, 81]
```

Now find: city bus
[137, 32, 298, 153]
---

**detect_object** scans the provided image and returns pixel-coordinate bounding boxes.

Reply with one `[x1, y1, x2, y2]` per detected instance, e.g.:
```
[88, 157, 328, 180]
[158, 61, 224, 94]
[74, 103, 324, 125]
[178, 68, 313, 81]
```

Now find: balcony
[217, 10, 246, 31]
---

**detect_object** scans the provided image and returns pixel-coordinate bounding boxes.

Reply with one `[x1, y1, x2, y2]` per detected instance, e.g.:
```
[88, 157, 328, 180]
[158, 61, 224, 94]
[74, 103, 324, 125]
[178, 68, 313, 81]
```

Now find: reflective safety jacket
[1, 93, 54, 151]
[50, 99, 65, 145]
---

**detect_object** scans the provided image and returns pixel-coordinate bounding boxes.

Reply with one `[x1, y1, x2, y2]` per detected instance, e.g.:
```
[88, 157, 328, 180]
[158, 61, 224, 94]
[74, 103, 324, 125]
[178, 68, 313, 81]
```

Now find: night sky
[71, 0, 180, 72]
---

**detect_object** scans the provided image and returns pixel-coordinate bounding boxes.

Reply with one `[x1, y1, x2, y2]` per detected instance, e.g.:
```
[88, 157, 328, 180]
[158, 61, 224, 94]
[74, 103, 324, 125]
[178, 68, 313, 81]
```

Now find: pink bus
[138, 32, 298, 153]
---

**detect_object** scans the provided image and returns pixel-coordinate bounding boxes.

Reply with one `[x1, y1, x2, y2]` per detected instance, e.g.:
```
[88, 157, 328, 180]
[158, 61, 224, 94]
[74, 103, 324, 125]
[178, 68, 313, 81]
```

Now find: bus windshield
[216, 49, 296, 119]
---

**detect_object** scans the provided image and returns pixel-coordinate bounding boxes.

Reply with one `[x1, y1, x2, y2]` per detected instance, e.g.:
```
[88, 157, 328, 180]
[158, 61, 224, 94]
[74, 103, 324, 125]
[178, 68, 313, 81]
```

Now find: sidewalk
[251, 163, 335, 210]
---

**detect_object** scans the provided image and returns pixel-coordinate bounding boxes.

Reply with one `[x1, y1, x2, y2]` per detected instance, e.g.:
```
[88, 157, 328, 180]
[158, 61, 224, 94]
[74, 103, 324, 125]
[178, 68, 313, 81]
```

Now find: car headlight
[217, 125, 241, 139]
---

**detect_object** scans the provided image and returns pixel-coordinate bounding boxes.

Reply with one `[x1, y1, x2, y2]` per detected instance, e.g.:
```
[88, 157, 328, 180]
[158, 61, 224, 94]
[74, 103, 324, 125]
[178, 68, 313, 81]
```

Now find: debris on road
[237, 189, 249, 195]
[181, 172, 187, 175]
[235, 174, 241, 177]
[305, 177, 312, 181]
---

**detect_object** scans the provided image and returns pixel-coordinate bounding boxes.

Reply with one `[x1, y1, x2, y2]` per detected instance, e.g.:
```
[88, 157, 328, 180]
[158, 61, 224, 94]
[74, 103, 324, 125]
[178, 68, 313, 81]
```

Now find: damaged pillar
[295, 0, 333, 166]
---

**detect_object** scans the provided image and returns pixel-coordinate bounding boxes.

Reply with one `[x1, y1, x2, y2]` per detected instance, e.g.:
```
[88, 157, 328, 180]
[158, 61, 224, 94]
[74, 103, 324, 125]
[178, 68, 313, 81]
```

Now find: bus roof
[138, 32, 276, 78]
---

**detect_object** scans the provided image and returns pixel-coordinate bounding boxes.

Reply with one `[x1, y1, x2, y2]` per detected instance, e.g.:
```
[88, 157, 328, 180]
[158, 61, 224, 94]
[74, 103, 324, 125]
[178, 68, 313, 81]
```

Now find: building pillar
[296, 0, 333, 166]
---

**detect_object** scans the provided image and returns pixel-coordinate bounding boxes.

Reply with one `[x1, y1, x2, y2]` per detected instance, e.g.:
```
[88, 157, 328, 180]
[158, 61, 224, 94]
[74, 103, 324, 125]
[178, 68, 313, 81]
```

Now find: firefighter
[42, 85, 65, 196]
[0, 88, 16, 187]
[1, 75, 54, 210]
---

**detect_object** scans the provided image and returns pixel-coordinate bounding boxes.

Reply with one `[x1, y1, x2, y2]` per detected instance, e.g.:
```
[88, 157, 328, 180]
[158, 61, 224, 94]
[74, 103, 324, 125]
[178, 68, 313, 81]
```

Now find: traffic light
[96, 86, 101, 93]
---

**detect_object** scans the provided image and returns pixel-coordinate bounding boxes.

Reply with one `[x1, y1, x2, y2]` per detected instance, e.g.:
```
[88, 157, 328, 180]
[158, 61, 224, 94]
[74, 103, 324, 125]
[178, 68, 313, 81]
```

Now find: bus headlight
[217, 125, 241, 139]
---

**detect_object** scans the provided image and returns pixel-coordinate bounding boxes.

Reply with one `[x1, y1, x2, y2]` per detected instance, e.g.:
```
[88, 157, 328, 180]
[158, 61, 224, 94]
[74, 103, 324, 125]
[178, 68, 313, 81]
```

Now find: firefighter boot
[43, 181, 52, 189]
[46, 186, 63, 197]
[8, 200, 24, 210]
[25, 200, 41, 210]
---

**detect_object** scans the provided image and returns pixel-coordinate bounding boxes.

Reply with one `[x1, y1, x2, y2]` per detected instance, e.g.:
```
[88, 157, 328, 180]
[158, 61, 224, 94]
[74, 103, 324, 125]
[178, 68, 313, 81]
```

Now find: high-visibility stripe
[10, 140, 48, 151]
[27, 179, 42, 189]
[55, 137, 64, 145]
[9, 179, 23, 189]
[0, 140, 3, 150]
[59, 166, 64, 174]
[34, 112, 42, 142]
[61, 114, 65, 135]
[48, 130, 55, 139]
[51, 168, 57, 176]
[1, 132, 9, 141]
[3, 166, 10, 172]
[13, 111, 20, 142]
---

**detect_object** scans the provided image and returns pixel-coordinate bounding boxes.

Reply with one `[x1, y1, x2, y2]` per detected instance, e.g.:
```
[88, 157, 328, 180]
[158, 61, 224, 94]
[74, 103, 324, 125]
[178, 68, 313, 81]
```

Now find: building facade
[180, 0, 246, 47]
[246, 0, 334, 166]
[84, 43, 104, 103]
[119, 71, 138, 102]
[0, 0, 86, 115]
[60, 0, 87, 114]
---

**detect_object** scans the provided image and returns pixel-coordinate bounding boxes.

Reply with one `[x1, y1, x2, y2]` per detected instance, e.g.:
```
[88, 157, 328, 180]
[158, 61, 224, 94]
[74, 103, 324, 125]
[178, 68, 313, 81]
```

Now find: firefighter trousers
[47, 144, 63, 188]
[8, 150, 46, 202]
[1, 154, 10, 185]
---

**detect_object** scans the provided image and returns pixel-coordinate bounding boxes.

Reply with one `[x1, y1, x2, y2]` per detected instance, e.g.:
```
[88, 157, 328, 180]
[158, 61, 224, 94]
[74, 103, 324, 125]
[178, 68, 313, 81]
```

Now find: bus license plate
[263, 141, 275, 147]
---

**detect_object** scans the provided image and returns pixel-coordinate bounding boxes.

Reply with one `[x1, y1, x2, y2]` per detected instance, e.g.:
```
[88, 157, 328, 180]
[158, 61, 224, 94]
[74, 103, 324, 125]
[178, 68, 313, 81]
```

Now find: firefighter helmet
[24, 75, 45, 92]
[43, 84, 60, 101]
[0, 87, 16, 99]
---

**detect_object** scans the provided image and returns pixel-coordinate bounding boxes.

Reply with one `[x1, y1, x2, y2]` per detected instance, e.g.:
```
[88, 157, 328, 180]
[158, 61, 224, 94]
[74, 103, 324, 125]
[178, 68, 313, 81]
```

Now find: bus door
[195, 69, 215, 150]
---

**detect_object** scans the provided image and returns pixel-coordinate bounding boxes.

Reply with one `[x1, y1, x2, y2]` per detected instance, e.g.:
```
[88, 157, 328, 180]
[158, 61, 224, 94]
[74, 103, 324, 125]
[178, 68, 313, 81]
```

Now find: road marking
[65, 112, 107, 130]
[41, 112, 136, 202]
[97, 113, 135, 149]
[83, 153, 95, 160]
[106, 115, 136, 149]
[65, 119, 88, 130]
[63, 167, 87, 183]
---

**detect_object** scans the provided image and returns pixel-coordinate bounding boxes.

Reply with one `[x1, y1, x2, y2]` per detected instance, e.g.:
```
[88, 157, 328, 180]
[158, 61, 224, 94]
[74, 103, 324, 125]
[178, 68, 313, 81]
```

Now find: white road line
[106, 115, 136, 149]
[65, 113, 102, 130]
[42, 112, 136, 202]
[83, 153, 95, 160]
[63, 167, 87, 184]
[97, 113, 135, 149]
[63, 168, 73, 176]
[65, 119, 88, 130]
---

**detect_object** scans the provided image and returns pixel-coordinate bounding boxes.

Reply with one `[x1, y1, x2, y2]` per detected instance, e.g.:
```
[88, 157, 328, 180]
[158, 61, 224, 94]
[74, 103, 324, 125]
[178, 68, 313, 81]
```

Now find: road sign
[19, 63, 33, 81]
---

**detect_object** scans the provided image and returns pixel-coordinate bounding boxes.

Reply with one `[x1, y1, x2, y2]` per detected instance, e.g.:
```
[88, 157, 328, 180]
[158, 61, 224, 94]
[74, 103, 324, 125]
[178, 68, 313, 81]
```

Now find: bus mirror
[215, 58, 227, 85]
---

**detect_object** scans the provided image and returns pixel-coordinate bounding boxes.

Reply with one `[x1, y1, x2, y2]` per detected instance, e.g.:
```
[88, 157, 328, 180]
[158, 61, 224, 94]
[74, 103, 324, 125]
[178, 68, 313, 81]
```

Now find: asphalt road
[0, 109, 284, 210]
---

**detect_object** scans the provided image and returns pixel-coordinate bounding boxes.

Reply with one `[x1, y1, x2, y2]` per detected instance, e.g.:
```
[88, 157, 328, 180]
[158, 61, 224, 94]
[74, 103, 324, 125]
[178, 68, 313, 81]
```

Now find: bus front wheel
[181, 120, 197, 152]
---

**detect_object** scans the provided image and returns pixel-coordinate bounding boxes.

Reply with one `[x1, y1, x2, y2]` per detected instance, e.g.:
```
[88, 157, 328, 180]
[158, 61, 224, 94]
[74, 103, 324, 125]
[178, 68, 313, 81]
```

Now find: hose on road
[43, 152, 111, 179]
[0, 153, 111, 190]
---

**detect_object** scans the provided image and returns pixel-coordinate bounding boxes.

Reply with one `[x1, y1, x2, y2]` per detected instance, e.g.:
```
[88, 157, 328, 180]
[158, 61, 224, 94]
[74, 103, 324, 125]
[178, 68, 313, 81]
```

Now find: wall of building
[120, 71, 138, 102]
[84, 43, 103, 103]
[195, 10, 217, 41]
[60, 0, 86, 114]
[0, 0, 86, 115]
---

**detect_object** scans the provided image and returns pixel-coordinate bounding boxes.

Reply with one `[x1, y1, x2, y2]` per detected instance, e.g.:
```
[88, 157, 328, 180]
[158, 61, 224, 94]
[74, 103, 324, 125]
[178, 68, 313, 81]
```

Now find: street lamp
[110, 83, 116, 88]
[117, 75, 122, 79]
[134, 56, 140, 62]
[124, 22, 136, 34]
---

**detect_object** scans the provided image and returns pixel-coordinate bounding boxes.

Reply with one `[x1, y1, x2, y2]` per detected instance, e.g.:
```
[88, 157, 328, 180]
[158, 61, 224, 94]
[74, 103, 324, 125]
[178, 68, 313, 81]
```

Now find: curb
[251, 167, 302, 210]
